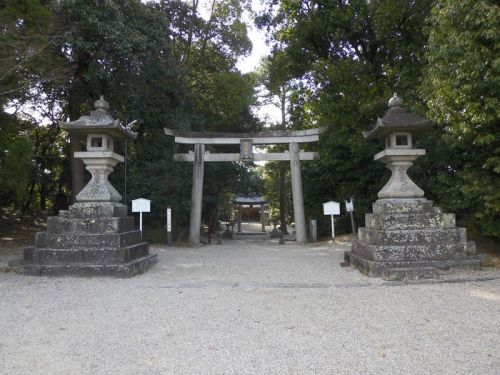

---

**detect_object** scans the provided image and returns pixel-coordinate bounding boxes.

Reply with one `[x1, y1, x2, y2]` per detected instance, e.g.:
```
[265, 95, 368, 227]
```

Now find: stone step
[352, 241, 476, 261]
[380, 267, 439, 281]
[20, 253, 158, 277]
[365, 212, 455, 230]
[32, 242, 150, 265]
[372, 199, 437, 214]
[36, 230, 143, 249]
[47, 216, 135, 234]
[345, 250, 481, 280]
[358, 227, 467, 246]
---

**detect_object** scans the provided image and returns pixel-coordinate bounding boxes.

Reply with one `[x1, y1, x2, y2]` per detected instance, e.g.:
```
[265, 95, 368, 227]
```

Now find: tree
[257, 0, 434, 236]
[422, 0, 500, 237]
[0, 113, 33, 207]
[256, 52, 298, 233]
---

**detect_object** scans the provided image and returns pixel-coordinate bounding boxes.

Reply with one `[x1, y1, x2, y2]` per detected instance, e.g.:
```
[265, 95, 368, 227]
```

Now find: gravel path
[1, 239, 499, 375]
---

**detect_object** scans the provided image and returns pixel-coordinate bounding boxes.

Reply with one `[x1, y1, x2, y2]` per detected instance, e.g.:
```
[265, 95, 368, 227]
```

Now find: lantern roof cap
[59, 95, 137, 139]
[363, 93, 432, 140]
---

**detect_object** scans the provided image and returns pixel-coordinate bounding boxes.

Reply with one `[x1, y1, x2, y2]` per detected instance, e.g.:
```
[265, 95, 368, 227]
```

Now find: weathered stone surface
[74, 152, 124, 202]
[345, 250, 480, 281]
[47, 216, 135, 234]
[357, 227, 466, 246]
[352, 241, 475, 261]
[31, 243, 149, 265]
[67, 202, 128, 218]
[365, 212, 455, 230]
[347, 198, 480, 280]
[372, 198, 435, 213]
[19, 202, 156, 277]
[21, 254, 157, 278]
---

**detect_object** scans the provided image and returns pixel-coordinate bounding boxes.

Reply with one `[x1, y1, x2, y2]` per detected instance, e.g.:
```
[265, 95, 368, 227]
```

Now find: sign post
[166, 207, 172, 245]
[132, 198, 151, 238]
[345, 198, 356, 235]
[323, 201, 340, 242]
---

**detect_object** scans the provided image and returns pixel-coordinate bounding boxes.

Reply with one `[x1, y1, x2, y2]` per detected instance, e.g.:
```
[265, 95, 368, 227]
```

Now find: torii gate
[164, 128, 321, 245]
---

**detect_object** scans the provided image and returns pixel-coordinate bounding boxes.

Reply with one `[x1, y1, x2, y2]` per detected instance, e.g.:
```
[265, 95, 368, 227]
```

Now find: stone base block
[19, 253, 157, 278]
[352, 241, 476, 261]
[365, 212, 456, 230]
[29, 243, 149, 265]
[372, 198, 436, 214]
[47, 216, 135, 234]
[62, 202, 128, 218]
[36, 230, 143, 249]
[357, 227, 467, 246]
[345, 251, 480, 281]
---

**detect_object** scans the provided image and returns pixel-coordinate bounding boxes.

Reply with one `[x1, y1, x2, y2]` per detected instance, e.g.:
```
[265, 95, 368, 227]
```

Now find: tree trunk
[69, 132, 85, 203]
[279, 86, 288, 234]
[279, 161, 288, 234]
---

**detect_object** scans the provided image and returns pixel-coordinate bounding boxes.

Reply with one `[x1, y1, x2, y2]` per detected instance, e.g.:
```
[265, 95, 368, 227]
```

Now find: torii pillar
[190, 143, 204, 245]
[289, 142, 306, 243]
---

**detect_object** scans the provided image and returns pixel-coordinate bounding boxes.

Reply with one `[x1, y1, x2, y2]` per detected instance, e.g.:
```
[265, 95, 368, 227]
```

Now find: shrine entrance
[232, 195, 268, 234]
[164, 128, 321, 245]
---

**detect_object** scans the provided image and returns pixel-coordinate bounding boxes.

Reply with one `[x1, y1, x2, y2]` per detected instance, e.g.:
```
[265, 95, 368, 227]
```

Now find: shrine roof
[232, 196, 267, 205]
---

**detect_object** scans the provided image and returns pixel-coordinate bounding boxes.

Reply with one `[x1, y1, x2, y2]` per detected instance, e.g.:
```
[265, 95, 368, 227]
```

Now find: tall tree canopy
[0, 0, 260, 240]
[422, 0, 499, 236]
[257, 0, 434, 234]
[1, 0, 498, 241]
[257, 0, 499, 238]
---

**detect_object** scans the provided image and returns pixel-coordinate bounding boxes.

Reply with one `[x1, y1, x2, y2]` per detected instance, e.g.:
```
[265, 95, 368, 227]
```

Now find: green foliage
[0, 116, 33, 207]
[422, 0, 500, 237]
[0, 0, 260, 238]
[258, 0, 433, 236]
[0, 0, 65, 97]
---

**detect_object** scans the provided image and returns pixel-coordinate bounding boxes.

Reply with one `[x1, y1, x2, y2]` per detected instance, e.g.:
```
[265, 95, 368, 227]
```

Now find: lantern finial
[388, 92, 403, 107]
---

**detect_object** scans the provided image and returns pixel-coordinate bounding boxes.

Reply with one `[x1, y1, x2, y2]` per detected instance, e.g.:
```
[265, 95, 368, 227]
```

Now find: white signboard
[323, 201, 340, 216]
[131, 198, 150, 236]
[323, 201, 340, 242]
[167, 207, 172, 232]
[345, 198, 354, 212]
[132, 198, 151, 213]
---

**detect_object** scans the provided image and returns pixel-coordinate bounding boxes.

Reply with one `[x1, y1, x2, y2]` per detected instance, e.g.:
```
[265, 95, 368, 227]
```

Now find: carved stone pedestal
[345, 199, 480, 280]
[20, 203, 157, 277]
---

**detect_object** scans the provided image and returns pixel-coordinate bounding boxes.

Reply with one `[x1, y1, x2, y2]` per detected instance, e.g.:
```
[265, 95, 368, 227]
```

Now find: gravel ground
[1, 238, 499, 375]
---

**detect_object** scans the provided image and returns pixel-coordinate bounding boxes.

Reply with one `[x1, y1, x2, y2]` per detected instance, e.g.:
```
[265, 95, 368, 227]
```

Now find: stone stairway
[345, 198, 480, 280]
[20, 202, 157, 277]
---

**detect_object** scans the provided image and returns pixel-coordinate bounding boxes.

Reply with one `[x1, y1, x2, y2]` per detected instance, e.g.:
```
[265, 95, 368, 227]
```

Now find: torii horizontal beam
[164, 128, 321, 144]
[174, 151, 318, 162]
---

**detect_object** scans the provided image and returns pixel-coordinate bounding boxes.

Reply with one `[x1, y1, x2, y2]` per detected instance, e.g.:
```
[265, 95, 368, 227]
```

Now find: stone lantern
[365, 93, 432, 200]
[61, 96, 128, 203]
[20, 96, 157, 277]
[344, 94, 480, 280]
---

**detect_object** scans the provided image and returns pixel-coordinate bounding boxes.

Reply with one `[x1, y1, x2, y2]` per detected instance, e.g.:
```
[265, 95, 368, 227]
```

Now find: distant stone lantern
[344, 94, 480, 280]
[363, 93, 432, 199]
[20, 96, 157, 277]
[61, 96, 133, 203]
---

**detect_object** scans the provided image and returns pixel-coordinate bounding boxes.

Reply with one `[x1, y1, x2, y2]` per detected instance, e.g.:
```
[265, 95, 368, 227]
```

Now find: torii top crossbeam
[164, 128, 321, 145]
